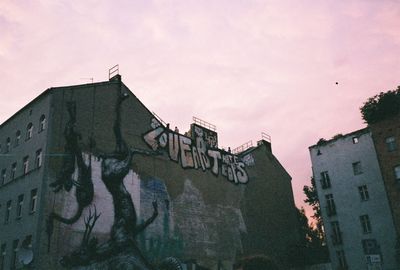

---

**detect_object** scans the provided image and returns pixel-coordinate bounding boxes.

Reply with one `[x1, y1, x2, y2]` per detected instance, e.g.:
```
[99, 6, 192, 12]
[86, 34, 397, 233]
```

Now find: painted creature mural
[48, 89, 250, 269]
[47, 93, 183, 269]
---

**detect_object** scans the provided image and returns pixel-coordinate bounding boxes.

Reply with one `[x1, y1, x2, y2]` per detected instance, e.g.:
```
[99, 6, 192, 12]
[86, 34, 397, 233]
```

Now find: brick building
[0, 75, 299, 269]
[368, 114, 400, 248]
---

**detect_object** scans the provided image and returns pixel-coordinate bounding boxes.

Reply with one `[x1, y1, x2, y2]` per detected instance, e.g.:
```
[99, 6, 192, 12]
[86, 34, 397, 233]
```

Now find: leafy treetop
[360, 86, 400, 124]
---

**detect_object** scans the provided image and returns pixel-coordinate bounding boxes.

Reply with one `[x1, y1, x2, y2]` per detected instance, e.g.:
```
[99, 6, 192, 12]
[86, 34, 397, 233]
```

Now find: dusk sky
[1, 0, 400, 221]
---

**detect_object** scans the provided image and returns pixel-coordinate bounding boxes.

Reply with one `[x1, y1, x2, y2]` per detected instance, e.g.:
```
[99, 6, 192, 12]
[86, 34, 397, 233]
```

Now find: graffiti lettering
[143, 119, 249, 184]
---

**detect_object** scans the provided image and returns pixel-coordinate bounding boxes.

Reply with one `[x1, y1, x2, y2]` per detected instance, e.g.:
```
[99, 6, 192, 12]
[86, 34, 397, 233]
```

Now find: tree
[360, 86, 400, 124]
[303, 177, 324, 241]
[287, 207, 329, 268]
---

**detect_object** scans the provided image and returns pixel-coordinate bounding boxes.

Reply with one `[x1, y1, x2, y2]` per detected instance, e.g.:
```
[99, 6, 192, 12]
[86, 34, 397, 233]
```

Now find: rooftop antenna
[109, 64, 119, 79]
[80, 77, 94, 83]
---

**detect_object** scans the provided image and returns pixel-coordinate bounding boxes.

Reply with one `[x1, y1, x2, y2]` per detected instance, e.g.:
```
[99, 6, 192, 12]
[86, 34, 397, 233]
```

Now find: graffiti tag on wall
[143, 119, 249, 184]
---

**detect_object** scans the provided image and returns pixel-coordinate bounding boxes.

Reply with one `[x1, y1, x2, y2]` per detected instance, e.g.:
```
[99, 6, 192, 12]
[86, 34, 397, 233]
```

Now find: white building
[309, 128, 398, 270]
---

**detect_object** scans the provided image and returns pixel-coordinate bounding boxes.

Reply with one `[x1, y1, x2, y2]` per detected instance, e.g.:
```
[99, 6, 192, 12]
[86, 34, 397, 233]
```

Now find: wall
[369, 115, 400, 238]
[37, 78, 299, 269]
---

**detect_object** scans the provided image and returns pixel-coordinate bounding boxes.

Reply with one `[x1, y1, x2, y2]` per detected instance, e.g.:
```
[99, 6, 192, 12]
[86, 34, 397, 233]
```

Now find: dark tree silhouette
[360, 86, 400, 124]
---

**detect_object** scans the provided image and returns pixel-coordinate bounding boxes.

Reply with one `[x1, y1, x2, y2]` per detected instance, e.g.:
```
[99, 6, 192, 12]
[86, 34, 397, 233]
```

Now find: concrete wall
[310, 130, 398, 270]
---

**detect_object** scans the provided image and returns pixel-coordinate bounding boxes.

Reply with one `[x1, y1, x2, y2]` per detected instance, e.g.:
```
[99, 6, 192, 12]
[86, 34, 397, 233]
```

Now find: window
[23, 156, 29, 175]
[331, 221, 342, 245]
[358, 185, 369, 201]
[30, 189, 38, 213]
[352, 136, 359, 144]
[22, 235, 32, 249]
[11, 239, 18, 269]
[14, 130, 21, 147]
[352, 161, 363, 175]
[360, 215, 372, 234]
[35, 149, 42, 168]
[394, 165, 400, 181]
[5, 200, 11, 224]
[0, 243, 6, 270]
[26, 123, 33, 140]
[39, 115, 46, 132]
[325, 194, 336, 216]
[362, 239, 380, 255]
[336, 250, 347, 269]
[1, 169, 5, 185]
[16, 194, 24, 219]
[11, 163, 16, 180]
[320, 171, 331, 189]
[5, 138, 10, 152]
[386, 136, 397, 152]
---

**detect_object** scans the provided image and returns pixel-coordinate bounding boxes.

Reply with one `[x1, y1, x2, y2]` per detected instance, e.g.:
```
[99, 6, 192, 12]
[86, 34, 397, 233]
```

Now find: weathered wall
[38, 78, 299, 269]
[369, 115, 400, 236]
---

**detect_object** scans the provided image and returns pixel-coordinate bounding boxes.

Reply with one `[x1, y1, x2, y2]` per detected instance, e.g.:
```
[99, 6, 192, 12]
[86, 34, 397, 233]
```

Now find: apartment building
[309, 128, 398, 270]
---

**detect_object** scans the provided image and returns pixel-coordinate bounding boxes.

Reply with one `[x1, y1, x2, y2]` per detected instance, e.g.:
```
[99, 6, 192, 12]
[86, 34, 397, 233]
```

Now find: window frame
[386, 136, 397, 152]
[358, 185, 369, 201]
[360, 214, 372, 234]
[352, 161, 363, 175]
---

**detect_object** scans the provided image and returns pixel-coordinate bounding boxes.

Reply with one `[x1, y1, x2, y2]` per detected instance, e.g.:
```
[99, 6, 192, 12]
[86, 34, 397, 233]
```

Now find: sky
[1, 0, 400, 221]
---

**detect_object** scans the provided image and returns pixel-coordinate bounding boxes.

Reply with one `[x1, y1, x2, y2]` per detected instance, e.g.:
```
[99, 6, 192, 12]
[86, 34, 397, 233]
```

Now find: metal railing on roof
[109, 64, 119, 79]
[152, 111, 167, 126]
[261, 132, 271, 142]
[232, 140, 253, 154]
[192, 116, 216, 131]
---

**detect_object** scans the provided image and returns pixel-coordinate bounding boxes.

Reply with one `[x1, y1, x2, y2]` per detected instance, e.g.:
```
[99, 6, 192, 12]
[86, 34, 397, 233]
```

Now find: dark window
[360, 215, 372, 234]
[336, 250, 347, 269]
[39, 115, 46, 132]
[5, 138, 10, 153]
[331, 221, 342, 245]
[14, 130, 21, 147]
[11, 163, 16, 180]
[22, 235, 32, 249]
[26, 123, 33, 140]
[362, 239, 380, 255]
[23, 156, 29, 175]
[386, 136, 397, 152]
[5, 200, 11, 224]
[352, 161, 363, 175]
[0, 243, 6, 270]
[35, 149, 42, 168]
[320, 171, 331, 189]
[1, 169, 6, 185]
[325, 194, 336, 216]
[30, 189, 38, 213]
[352, 137, 359, 144]
[16, 194, 24, 219]
[394, 165, 400, 181]
[358, 185, 369, 201]
[11, 239, 18, 269]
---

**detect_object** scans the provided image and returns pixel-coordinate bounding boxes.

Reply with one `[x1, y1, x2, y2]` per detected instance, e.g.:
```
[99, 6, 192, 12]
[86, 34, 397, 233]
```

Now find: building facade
[368, 114, 400, 241]
[0, 75, 300, 270]
[309, 129, 398, 270]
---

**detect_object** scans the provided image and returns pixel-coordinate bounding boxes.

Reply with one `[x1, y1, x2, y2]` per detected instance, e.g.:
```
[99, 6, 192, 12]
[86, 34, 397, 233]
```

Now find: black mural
[50, 93, 182, 269]
[47, 102, 95, 251]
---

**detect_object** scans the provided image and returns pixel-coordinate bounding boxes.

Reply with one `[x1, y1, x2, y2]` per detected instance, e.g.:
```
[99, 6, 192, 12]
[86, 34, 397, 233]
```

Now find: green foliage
[303, 178, 324, 242]
[360, 86, 400, 124]
[316, 138, 328, 146]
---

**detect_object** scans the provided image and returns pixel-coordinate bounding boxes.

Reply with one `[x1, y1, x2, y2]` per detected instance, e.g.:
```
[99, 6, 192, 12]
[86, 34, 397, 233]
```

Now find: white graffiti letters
[143, 119, 249, 185]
